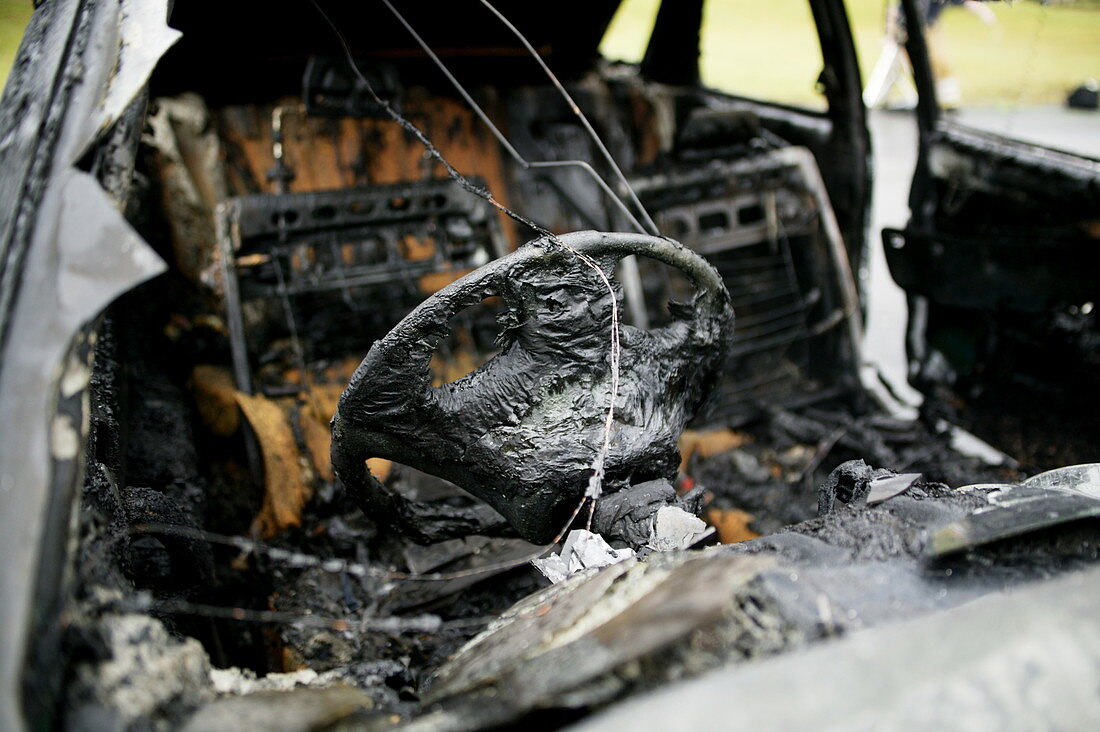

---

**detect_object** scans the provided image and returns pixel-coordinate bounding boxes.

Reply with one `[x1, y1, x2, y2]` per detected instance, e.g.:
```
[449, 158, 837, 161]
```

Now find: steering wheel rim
[331, 230, 732, 544]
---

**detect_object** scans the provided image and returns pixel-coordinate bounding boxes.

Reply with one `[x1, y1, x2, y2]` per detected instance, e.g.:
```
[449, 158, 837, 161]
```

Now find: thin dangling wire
[378, 0, 658, 238]
[309, 0, 623, 522]
[122, 492, 596, 583]
[44, 4, 662, 644]
[474, 0, 660, 235]
[377, 0, 653, 330]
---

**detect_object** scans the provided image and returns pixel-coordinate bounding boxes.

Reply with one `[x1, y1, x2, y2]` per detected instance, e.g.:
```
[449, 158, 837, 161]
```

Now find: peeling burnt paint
[0, 1, 176, 727]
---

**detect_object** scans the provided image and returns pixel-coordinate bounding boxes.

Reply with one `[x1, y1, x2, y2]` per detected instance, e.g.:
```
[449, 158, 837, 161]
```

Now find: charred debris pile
[65, 231, 1026, 730]
[67, 268, 1024, 730]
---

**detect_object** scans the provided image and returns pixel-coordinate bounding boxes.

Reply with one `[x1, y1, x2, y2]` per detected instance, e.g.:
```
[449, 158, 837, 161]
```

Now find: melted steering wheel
[331, 230, 733, 544]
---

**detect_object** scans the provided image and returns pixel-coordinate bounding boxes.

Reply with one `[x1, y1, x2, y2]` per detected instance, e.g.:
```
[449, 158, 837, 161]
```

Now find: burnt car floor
[2, 1, 1099, 730]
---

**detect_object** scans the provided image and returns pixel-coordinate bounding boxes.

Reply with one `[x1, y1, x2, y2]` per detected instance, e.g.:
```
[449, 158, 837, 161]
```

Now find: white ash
[647, 506, 714, 552]
[532, 530, 635, 583]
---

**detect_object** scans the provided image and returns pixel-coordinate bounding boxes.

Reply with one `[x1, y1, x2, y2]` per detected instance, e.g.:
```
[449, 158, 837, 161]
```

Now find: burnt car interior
[2, 0, 1099, 729]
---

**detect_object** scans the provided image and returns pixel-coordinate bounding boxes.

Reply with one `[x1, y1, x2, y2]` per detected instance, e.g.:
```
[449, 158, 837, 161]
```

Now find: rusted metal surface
[216, 94, 519, 248]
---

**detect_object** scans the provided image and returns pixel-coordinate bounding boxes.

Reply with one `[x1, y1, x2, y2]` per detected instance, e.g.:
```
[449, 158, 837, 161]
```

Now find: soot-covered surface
[331, 231, 733, 545]
[690, 400, 1017, 537]
[63, 246, 1080, 732]
[66, 304, 1072, 730]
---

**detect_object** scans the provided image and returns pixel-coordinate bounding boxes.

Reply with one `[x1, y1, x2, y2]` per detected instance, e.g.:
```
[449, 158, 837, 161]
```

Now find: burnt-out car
[1, 1, 1099, 730]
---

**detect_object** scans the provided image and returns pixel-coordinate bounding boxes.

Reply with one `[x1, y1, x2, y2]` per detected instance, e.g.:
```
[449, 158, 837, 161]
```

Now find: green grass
[0, 0, 32, 93]
[602, 0, 828, 108]
[603, 0, 1100, 107]
[933, 1, 1100, 104]
[1, 1, 1096, 106]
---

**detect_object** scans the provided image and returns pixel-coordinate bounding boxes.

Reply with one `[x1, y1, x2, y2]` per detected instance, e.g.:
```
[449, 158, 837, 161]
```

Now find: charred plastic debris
[5, 1, 1097, 730]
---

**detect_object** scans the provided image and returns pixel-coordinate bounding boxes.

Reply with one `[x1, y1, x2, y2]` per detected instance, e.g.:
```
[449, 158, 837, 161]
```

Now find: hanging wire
[54, 3, 682, 640]
[73, 474, 599, 632]
[72, 6, 665, 637]
[474, 0, 660, 235]
[307, 0, 631, 507]
[309, 0, 546, 241]
[129, 478, 595, 584]
[377, 0, 653, 329]
[377, 0, 658, 238]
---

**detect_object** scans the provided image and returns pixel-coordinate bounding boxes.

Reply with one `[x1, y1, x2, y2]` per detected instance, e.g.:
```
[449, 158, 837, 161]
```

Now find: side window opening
[601, 0, 829, 112]
[699, 0, 828, 111]
[600, 0, 663, 65]
[862, 0, 1100, 157]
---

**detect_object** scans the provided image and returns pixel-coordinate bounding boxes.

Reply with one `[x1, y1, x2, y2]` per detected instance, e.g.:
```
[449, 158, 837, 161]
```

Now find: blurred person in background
[865, 0, 997, 109]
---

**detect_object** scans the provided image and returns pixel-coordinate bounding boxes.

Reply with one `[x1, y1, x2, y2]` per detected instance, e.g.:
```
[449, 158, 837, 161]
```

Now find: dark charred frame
[5, 1, 1096, 730]
[889, 0, 1100, 466]
[0, 2, 869, 725]
[2, 2, 875, 726]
